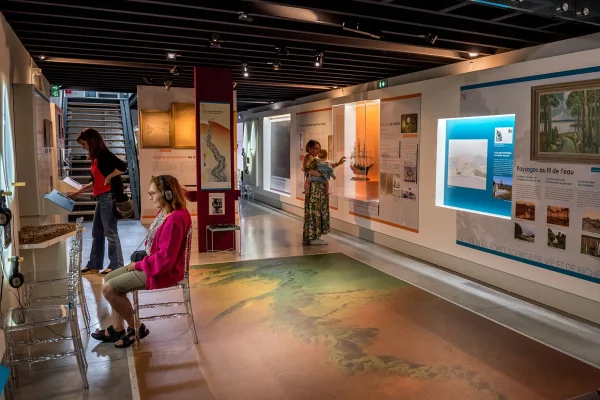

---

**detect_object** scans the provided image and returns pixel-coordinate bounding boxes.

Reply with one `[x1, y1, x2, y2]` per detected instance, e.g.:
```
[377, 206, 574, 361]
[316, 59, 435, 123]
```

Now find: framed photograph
[531, 79, 600, 163]
[208, 193, 225, 215]
[140, 110, 171, 148]
[172, 103, 196, 149]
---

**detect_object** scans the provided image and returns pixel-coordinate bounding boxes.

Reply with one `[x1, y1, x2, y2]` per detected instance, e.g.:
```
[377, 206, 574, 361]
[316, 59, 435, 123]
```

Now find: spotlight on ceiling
[164, 80, 173, 91]
[332, 86, 338, 89]
[238, 11, 254, 22]
[209, 33, 221, 49]
[268, 60, 281, 71]
[314, 52, 323, 67]
[39, 54, 47, 61]
[275, 46, 290, 56]
[342, 22, 381, 39]
[170, 65, 182, 76]
[242, 63, 250, 78]
[468, 52, 478, 58]
[558, 2, 569, 12]
[166, 52, 177, 60]
[424, 33, 438, 45]
[579, 7, 590, 16]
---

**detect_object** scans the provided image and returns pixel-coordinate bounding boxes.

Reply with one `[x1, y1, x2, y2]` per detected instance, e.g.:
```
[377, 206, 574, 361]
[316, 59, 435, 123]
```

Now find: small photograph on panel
[547, 205, 570, 227]
[547, 227, 566, 250]
[401, 113, 418, 133]
[582, 209, 600, 235]
[581, 235, 600, 258]
[401, 188, 417, 201]
[447, 139, 487, 190]
[515, 201, 536, 221]
[493, 176, 512, 200]
[404, 161, 417, 183]
[514, 222, 535, 243]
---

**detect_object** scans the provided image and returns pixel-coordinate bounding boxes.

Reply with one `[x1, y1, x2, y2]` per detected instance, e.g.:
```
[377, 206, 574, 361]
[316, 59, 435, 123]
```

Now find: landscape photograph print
[493, 176, 512, 200]
[547, 228, 566, 250]
[581, 235, 600, 258]
[447, 139, 487, 190]
[401, 113, 418, 133]
[547, 205, 570, 227]
[515, 201, 535, 221]
[531, 79, 600, 163]
[514, 222, 535, 243]
[582, 209, 600, 234]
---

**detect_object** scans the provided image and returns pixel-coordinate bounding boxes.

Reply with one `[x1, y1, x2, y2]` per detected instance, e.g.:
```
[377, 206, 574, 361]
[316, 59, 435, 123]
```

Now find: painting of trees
[532, 80, 600, 162]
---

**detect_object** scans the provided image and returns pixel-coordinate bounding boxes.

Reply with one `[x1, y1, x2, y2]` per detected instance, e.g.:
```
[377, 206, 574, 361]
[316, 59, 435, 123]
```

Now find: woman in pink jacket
[91, 175, 192, 348]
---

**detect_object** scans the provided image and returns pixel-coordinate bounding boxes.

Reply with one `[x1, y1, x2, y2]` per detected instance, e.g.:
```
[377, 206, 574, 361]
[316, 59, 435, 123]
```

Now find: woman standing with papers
[68, 128, 127, 274]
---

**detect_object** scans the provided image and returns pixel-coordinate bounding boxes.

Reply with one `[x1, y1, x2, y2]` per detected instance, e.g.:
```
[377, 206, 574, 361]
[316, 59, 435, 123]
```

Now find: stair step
[68, 108, 121, 113]
[75, 201, 97, 206]
[68, 139, 125, 143]
[68, 159, 128, 164]
[67, 130, 124, 134]
[68, 210, 96, 216]
[68, 119, 122, 123]
[68, 113, 121, 117]
[68, 102, 120, 108]
[67, 145, 126, 149]
[67, 125, 123, 129]
[63, 167, 89, 171]
[68, 175, 130, 180]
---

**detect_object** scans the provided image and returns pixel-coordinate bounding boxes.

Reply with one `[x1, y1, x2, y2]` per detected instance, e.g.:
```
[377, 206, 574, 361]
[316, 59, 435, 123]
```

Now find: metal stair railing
[120, 98, 141, 220]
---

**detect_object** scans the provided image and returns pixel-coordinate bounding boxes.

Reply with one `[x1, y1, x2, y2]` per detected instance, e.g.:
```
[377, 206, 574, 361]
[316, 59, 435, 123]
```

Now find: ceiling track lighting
[169, 65, 182, 76]
[558, 2, 569, 12]
[468, 52, 478, 58]
[209, 33, 222, 49]
[166, 52, 178, 60]
[268, 60, 282, 71]
[242, 63, 250, 78]
[579, 7, 590, 16]
[314, 52, 323, 68]
[424, 33, 438, 45]
[275, 46, 290, 57]
[238, 11, 254, 22]
[39, 54, 47, 61]
[164, 80, 173, 91]
[341, 22, 381, 40]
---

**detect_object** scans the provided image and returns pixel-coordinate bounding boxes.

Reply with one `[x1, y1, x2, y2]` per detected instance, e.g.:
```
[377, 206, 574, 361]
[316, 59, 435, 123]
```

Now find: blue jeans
[87, 192, 124, 271]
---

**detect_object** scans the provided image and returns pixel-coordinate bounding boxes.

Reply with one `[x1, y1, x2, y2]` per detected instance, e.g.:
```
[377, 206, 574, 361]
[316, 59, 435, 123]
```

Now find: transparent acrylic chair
[1, 245, 89, 396]
[132, 227, 198, 349]
[21, 218, 91, 333]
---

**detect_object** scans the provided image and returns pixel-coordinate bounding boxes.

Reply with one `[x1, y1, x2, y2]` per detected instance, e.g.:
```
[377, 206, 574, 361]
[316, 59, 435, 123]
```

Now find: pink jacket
[135, 208, 192, 290]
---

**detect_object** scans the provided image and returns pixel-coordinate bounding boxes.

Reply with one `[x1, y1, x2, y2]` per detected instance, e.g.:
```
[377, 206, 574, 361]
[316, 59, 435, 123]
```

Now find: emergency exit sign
[51, 85, 59, 97]
[377, 79, 387, 89]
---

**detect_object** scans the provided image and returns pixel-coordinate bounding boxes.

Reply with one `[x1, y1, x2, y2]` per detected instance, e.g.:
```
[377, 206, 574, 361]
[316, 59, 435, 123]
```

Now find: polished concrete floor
[10, 199, 600, 399]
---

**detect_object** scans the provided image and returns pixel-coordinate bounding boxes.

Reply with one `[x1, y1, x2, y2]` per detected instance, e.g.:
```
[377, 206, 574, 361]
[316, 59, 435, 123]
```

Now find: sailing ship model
[350, 140, 375, 181]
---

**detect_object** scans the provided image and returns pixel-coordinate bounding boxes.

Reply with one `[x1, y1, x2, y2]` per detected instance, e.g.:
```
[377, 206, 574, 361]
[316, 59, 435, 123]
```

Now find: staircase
[63, 97, 141, 220]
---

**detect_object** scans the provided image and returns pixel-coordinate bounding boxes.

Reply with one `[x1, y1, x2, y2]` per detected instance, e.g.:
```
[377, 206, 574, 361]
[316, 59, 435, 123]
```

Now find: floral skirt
[303, 181, 330, 243]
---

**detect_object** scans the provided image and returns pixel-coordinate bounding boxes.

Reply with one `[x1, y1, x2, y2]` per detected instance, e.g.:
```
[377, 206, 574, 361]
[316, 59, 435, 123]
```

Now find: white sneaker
[310, 239, 328, 245]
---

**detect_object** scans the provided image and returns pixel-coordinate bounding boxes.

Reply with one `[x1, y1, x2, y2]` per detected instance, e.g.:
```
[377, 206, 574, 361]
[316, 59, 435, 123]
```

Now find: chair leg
[133, 291, 141, 350]
[183, 284, 198, 344]
[78, 277, 91, 333]
[70, 310, 89, 389]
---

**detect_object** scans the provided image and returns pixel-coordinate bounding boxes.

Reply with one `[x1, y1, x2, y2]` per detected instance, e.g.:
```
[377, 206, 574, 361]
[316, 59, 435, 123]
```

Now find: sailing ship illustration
[349, 140, 375, 181]
[205, 121, 227, 182]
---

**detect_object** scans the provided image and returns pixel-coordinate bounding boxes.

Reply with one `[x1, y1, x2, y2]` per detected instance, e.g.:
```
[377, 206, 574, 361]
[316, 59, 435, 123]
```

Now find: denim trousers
[87, 191, 124, 271]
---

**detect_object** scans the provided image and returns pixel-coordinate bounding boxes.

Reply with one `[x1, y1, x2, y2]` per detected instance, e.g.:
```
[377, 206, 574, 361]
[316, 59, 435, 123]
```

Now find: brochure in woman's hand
[44, 190, 75, 212]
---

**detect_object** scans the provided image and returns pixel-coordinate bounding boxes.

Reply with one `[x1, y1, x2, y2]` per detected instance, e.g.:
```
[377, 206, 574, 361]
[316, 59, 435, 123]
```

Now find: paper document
[62, 177, 83, 190]
[44, 190, 75, 212]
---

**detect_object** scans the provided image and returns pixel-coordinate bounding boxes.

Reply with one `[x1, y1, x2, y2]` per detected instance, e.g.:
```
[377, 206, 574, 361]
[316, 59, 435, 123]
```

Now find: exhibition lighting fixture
[242, 63, 249, 78]
[314, 52, 323, 67]
[275, 46, 290, 56]
[164, 80, 172, 91]
[39, 54, 46, 61]
[169, 65, 182, 76]
[166, 52, 177, 60]
[558, 2, 569, 12]
[238, 12, 254, 22]
[580, 7, 590, 16]
[425, 33, 438, 45]
[209, 33, 221, 49]
[468, 52, 478, 58]
[341, 22, 381, 39]
[269, 60, 281, 71]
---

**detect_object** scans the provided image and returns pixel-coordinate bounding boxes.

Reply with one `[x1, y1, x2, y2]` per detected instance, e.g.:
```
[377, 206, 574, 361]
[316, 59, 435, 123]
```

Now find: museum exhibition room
[2, 0, 600, 399]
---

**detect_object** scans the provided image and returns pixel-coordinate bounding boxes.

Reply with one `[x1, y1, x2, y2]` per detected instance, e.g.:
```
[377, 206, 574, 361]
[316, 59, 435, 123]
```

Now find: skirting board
[269, 195, 600, 325]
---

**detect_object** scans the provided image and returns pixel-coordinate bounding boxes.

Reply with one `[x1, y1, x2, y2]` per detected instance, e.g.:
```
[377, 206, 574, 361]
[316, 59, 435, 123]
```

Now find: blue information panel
[443, 115, 515, 218]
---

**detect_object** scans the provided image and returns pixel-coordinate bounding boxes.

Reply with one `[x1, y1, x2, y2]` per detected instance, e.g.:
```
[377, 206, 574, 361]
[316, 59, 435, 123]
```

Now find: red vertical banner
[194, 67, 239, 252]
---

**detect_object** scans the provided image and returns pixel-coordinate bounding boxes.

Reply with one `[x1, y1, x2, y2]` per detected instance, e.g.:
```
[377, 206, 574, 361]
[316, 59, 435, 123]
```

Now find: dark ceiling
[1, 0, 599, 110]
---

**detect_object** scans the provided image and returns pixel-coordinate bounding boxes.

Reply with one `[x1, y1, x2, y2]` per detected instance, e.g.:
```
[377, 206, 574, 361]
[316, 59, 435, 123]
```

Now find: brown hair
[305, 140, 321, 153]
[77, 128, 108, 160]
[318, 149, 328, 159]
[151, 175, 187, 213]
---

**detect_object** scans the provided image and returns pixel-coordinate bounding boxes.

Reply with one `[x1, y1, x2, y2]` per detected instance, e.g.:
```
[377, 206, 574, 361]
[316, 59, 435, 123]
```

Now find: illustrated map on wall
[533, 80, 600, 162]
[140, 110, 171, 148]
[172, 103, 196, 149]
[200, 102, 231, 190]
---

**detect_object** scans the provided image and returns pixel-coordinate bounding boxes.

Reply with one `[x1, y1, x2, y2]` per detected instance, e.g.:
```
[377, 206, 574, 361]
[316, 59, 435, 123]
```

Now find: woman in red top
[91, 175, 192, 348]
[69, 128, 127, 274]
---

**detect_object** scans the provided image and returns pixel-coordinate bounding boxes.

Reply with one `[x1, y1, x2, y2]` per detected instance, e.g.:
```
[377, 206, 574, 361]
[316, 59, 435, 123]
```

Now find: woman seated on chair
[92, 175, 192, 348]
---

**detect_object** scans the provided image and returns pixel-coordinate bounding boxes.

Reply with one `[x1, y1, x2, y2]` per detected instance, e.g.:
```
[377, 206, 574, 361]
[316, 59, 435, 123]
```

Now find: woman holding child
[302, 140, 345, 245]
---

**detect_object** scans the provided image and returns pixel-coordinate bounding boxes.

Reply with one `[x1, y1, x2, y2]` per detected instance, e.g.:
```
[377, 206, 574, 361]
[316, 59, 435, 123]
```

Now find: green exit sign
[377, 79, 387, 89]
[51, 85, 59, 97]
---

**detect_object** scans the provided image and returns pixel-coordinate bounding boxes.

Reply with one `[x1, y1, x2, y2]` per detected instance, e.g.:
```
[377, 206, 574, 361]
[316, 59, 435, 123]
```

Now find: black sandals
[91, 325, 125, 343]
[114, 324, 150, 348]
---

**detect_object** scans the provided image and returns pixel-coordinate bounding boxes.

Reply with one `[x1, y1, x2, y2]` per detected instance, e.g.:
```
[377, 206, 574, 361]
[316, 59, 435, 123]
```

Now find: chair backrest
[183, 227, 193, 276]
[66, 246, 79, 303]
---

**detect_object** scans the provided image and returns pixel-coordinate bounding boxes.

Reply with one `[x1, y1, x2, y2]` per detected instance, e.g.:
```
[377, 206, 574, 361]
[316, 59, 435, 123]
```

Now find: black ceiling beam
[0, 1, 464, 60]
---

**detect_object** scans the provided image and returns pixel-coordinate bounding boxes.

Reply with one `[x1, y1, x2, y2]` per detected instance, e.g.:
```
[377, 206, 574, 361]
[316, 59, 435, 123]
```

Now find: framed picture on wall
[531, 78, 600, 163]
[140, 110, 171, 148]
[172, 103, 196, 149]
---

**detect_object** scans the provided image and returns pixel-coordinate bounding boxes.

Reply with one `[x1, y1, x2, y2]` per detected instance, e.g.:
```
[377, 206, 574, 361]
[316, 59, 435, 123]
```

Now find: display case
[332, 100, 380, 202]
[262, 114, 291, 195]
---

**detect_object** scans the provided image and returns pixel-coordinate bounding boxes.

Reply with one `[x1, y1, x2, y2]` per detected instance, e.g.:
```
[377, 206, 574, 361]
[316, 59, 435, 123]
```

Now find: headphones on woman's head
[158, 175, 173, 203]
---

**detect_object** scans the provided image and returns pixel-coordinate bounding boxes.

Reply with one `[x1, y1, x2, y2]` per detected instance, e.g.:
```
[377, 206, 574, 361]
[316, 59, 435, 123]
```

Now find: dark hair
[305, 140, 321, 153]
[150, 175, 187, 213]
[77, 128, 108, 160]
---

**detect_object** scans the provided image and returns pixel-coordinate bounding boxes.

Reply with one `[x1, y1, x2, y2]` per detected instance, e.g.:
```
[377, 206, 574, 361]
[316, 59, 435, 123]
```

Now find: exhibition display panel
[262, 114, 291, 195]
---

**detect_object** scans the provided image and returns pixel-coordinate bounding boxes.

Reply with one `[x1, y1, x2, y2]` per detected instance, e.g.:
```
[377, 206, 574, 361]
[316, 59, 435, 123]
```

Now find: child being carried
[303, 149, 336, 195]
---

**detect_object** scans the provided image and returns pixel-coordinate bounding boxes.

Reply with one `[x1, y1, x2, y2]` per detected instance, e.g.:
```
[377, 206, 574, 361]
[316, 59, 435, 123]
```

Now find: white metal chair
[1, 244, 89, 396]
[22, 218, 91, 333]
[132, 227, 198, 349]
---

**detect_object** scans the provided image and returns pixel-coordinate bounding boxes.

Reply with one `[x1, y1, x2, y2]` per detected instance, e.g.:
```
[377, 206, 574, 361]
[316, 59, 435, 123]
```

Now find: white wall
[242, 33, 600, 323]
